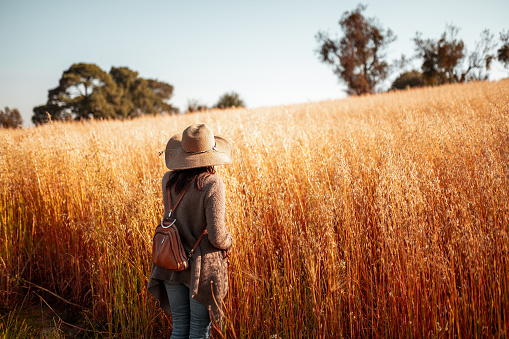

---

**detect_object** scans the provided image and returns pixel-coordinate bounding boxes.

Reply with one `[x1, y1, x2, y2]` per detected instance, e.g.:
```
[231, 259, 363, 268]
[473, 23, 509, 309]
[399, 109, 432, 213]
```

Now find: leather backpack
[152, 178, 206, 271]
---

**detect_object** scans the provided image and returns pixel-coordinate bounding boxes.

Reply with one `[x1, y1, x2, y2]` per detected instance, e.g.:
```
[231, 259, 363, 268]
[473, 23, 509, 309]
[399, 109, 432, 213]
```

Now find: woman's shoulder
[161, 171, 224, 193]
[202, 173, 225, 191]
[162, 171, 172, 185]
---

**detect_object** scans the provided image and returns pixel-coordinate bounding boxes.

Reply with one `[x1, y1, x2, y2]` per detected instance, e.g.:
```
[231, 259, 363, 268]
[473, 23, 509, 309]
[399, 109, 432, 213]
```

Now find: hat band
[183, 143, 218, 154]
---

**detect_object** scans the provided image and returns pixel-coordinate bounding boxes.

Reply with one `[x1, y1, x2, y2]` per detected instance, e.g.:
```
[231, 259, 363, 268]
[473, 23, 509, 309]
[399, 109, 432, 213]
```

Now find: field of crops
[1, 79, 508, 337]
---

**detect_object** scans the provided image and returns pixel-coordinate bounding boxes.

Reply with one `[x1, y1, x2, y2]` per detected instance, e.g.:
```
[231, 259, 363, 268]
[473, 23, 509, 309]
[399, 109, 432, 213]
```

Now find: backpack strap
[167, 176, 207, 259]
[188, 227, 207, 259]
[168, 177, 196, 215]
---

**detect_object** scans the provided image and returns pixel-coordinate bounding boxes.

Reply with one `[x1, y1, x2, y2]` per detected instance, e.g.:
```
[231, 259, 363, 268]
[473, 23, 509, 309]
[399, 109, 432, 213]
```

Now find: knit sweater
[147, 172, 233, 322]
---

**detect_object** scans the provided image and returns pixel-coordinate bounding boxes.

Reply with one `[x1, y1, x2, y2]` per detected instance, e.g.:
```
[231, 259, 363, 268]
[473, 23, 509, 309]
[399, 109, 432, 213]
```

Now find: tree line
[29, 63, 245, 125]
[185, 92, 245, 113]
[316, 4, 509, 94]
[2, 4, 507, 128]
[30, 64, 177, 125]
[1, 62, 246, 127]
[0, 63, 245, 127]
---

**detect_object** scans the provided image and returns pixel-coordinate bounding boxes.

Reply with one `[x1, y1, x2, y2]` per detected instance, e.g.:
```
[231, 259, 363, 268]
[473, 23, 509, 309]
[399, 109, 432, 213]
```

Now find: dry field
[1, 79, 508, 337]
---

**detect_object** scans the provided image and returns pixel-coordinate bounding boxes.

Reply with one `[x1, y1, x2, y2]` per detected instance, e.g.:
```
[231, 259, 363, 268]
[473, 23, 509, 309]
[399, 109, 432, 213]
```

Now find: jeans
[164, 281, 211, 339]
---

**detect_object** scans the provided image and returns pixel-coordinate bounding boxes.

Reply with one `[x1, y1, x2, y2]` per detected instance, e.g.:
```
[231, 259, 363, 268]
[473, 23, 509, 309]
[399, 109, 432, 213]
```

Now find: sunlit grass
[1, 79, 508, 337]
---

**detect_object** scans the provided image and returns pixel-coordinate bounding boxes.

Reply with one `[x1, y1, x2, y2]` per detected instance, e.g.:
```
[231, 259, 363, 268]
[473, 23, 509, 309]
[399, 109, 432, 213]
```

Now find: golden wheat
[1, 79, 508, 337]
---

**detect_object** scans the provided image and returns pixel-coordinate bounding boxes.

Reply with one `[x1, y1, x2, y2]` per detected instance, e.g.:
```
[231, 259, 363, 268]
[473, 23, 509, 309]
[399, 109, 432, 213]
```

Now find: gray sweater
[147, 172, 233, 322]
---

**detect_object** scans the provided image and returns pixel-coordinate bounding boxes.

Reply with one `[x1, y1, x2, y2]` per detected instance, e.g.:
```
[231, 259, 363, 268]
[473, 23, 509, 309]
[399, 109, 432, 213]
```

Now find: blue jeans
[164, 281, 211, 339]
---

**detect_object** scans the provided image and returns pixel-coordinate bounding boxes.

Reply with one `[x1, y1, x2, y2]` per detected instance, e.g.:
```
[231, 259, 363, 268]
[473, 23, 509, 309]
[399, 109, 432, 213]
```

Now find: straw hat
[165, 124, 232, 170]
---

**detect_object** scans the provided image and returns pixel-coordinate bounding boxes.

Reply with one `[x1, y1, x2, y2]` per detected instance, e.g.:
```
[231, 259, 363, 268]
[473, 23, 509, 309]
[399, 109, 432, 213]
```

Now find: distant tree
[466, 29, 496, 81]
[0, 107, 23, 128]
[413, 25, 464, 85]
[110, 67, 178, 117]
[109, 66, 138, 117]
[214, 91, 245, 109]
[32, 63, 118, 124]
[414, 25, 496, 85]
[315, 4, 396, 95]
[185, 99, 208, 113]
[391, 70, 424, 90]
[498, 30, 509, 69]
[33, 63, 177, 124]
[32, 101, 67, 125]
[147, 79, 179, 114]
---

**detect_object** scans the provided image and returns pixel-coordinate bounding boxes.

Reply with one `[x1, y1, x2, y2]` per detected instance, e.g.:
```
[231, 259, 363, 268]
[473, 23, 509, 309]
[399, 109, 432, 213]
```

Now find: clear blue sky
[1, 0, 508, 126]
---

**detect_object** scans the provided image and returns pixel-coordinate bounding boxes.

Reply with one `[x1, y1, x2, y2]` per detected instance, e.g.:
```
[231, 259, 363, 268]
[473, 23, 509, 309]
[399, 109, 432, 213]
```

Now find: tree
[466, 29, 496, 81]
[315, 4, 396, 95]
[0, 107, 23, 128]
[391, 70, 424, 90]
[32, 103, 63, 125]
[214, 92, 245, 109]
[413, 25, 496, 85]
[147, 79, 178, 114]
[413, 25, 464, 85]
[32, 63, 117, 124]
[498, 30, 509, 69]
[109, 67, 178, 117]
[32, 63, 177, 124]
[109, 66, 138, 117]
[185, 99, 208, 113]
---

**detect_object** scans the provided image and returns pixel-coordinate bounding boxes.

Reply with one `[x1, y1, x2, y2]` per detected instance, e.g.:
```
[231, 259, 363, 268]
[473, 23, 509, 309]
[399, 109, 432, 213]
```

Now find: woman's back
[162, 171, 231, 253]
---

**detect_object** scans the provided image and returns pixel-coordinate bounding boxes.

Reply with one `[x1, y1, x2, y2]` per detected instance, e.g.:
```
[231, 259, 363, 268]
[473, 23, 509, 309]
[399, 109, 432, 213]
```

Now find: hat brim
[165, 134, 232, 170]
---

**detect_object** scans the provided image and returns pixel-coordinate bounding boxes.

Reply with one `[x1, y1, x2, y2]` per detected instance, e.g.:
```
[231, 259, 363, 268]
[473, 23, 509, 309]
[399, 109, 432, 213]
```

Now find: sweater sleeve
[204, 176, 233, 250]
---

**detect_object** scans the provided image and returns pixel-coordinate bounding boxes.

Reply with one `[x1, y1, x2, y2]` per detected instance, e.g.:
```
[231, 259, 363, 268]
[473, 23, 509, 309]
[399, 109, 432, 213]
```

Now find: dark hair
[167, 166, 216, 193]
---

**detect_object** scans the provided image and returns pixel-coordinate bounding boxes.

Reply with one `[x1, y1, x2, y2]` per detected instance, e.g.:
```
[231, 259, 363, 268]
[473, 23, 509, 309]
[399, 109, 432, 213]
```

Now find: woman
[148, 124, 233, 338]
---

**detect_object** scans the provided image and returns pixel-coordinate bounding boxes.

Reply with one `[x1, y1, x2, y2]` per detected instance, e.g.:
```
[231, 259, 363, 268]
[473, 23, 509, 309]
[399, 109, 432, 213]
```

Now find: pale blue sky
[1, 0, 508, 125]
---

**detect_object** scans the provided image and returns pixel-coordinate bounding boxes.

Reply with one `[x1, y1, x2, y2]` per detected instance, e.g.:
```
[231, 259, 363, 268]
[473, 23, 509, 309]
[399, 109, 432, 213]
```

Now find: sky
[1, 0, 508, 126]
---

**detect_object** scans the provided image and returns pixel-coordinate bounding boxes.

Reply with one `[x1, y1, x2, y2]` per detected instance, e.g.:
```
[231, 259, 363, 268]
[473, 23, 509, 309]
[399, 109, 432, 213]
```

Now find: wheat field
[1, 80, 508, 338]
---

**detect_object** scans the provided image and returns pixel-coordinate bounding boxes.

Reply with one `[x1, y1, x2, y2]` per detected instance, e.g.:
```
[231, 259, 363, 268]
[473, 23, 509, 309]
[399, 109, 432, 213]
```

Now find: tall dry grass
[1, 80, 508, 337]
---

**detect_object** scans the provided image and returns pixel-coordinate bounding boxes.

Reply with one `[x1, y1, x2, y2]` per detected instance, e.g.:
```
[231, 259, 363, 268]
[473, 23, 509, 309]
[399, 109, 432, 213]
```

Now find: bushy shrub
[214, 92, 245, 109]
[391, 70, 425, 90]
[0, 107, 23, 128]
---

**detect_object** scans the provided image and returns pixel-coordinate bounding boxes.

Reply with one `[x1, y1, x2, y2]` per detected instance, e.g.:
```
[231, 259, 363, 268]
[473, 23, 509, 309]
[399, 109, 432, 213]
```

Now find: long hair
[167, 166, 216, 193]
